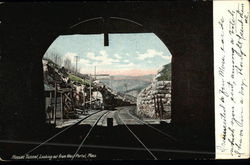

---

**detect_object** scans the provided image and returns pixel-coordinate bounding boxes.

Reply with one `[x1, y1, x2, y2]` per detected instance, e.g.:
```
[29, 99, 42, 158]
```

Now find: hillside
[100, 75, 152, 97]
[99, 63, 171, 98]
[42, 58, 136, 109]
[136, 63, 172, 120]
[101, 79, 151, 91]
[112, 75, 154, 82]
[156, 63, 171, 81]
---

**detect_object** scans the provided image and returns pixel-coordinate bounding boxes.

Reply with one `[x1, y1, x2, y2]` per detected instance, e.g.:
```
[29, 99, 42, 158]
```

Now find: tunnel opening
[42, 32, 173, 127]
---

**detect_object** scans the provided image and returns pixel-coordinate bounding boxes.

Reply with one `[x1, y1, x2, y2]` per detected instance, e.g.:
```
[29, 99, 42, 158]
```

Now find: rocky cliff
[136, 65, 171, 120]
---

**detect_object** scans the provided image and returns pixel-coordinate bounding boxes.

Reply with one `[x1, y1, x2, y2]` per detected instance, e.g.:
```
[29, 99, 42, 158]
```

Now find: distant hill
[111, 75, 154, 82]
[100, 75, 153, 97]
[99, 63, 172, 97]
[156, 63, 171, 81]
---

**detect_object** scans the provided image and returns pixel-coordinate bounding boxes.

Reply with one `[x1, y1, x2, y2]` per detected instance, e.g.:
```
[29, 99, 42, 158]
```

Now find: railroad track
[24, 110, 109, 156]
[114, 106, 178, 160]
[116, 112, 158, 160]
[20, 106, 181, 160]
[71, 111, 110, 160]
[126, 109, 177, 142]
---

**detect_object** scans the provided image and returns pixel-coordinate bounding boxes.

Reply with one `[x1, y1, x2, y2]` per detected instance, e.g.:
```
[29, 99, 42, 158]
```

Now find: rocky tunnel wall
[137, 81, 171, 120]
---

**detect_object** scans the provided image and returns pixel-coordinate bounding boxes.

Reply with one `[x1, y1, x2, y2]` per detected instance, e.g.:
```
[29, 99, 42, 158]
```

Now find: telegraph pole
[95, 66, 98, 106]
[54, 82, 57, 125]
[89, 74, 92, 109]
[94, 66, 96, 80]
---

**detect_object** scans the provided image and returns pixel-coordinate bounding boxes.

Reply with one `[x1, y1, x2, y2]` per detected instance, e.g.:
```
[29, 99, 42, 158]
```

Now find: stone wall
[136, 81, 171, 120]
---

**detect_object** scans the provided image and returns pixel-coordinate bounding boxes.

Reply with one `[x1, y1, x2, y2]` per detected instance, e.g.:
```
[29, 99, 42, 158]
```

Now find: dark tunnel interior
[0, 1, 215, 158]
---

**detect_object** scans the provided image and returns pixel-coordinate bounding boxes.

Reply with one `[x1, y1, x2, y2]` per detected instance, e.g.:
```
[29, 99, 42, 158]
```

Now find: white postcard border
[214, 0, 249, 159]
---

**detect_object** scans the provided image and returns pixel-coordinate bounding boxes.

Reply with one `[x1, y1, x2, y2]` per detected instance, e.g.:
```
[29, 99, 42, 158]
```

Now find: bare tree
[49, 51, 55, 63]
[43, 51, 49, 60]
[70, 65, 76, 73]
[64, 58, 71, 70]
[124, 83, 128, 91]
[54, 54, 58, 65]
[57, 56, 62, 67]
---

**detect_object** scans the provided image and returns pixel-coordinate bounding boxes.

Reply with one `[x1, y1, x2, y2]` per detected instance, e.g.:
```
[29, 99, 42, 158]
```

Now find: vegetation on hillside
[43, 57, 60, 69]
[69, 74, 90, 85]
[157, 63, 171, 81]
[43, 57, 91, 86]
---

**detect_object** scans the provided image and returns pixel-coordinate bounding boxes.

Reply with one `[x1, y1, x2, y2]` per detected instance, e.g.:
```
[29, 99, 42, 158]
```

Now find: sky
[44, 33, 172, 76]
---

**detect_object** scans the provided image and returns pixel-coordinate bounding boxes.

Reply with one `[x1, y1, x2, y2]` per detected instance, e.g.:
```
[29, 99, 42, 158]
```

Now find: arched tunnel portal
[0, 2, 214, 146]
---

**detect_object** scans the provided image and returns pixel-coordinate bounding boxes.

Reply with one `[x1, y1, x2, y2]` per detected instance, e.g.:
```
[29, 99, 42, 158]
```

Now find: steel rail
[71, 111, 110, 160]
[127, 109, 177, 142]
[117, 113, 158, 160]
[25, 110, 103, 155]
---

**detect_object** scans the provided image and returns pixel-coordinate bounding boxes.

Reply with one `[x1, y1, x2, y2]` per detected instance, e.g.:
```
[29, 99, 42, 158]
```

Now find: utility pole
[94, 66, 96, 80]
[91, 66, 97, 110]
[89, 74, 92, 109]
[94, 66, 98, 110]
[83, 77, 86, 110]
[54, 82, 57, 125]
[83, 88, 86, 114]
[60, 92, 63, 125]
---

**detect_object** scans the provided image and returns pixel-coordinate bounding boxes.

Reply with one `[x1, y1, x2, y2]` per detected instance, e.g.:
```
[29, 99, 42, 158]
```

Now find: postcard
[0, 0, 249, 160]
